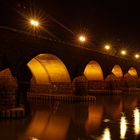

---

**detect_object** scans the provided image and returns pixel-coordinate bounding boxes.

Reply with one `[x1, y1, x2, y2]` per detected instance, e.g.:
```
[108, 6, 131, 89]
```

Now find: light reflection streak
[134, 108, 140, 135]
[29, 136, 39, 140]
[24, 111, 70, 140]
[85, 105, 103, 134]
[120, 115, 127, 139]
[101, 128, 111, 140]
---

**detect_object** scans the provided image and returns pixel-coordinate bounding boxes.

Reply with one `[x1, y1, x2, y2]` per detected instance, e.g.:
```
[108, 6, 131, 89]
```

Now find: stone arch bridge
[0, 26, 140, 95]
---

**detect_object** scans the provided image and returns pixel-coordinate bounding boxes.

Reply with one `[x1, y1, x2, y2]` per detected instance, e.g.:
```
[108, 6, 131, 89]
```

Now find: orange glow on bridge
[112, 65, 123, 78]
[84, 60, 104, 80]
[27, 54, 71, 85]
[128, 67, 138, 78]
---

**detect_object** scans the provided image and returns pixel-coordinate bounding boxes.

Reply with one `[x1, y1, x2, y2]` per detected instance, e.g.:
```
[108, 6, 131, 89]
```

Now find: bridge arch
[83, 60, 104, 80]
[127, 67, 138, 78]
[124, 67, 138, 88]
[27, 54, 71, 85]
[111, 65, 123, 78]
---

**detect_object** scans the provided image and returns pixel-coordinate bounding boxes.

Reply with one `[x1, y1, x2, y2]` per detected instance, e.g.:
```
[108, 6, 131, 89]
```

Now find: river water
[0, 94, 140, 140]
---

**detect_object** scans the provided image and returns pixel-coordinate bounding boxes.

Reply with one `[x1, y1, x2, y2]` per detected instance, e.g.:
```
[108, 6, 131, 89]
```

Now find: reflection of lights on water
[101, 128, 111, 140]
[134, 108, 140, 135]
[30, 136, 39, 140]
[103, 119, 110, 123]
[120, 116, 127, 139]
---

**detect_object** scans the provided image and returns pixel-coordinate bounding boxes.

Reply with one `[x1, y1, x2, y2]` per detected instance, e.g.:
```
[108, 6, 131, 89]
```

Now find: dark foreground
[0, 94, 140, 140]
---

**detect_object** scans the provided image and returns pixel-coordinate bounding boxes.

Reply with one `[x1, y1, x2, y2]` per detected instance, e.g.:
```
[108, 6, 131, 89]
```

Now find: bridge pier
[0, 69, 17, 107]
[0, 75, 25, 118]
[72, 75, 88, 96]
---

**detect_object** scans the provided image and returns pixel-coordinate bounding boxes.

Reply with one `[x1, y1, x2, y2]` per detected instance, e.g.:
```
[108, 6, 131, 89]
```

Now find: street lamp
[121, 50, 127, 56]
[78, 35, 86, 43]
[104, 45, 111, 50]
[30, 19, 39, 27]
[134, 54, 139, 59]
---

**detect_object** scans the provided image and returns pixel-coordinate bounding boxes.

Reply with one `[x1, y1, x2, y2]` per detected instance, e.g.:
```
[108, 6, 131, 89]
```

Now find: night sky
[0, 0, 140, 49]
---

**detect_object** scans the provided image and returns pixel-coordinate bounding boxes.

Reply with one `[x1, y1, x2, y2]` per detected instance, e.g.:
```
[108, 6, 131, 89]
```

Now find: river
[0, 94, 140, 140]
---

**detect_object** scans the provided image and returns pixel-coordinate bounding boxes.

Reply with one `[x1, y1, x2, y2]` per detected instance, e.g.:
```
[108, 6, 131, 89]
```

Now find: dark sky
[1, 0, 140, 48]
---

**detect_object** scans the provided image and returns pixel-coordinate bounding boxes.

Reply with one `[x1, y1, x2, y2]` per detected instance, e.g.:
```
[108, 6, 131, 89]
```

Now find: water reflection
[1, 95, 140, 140]
[21, 110, 70, 140]
[101, 128, 111, 140]
[134, 108, 140, 135]
[124, 96, 138, 113]
[29, 136, 39, 140]
[85, 104, 103, 134]
[120, 115, 127, 139]
[103, 96, 123, 120]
